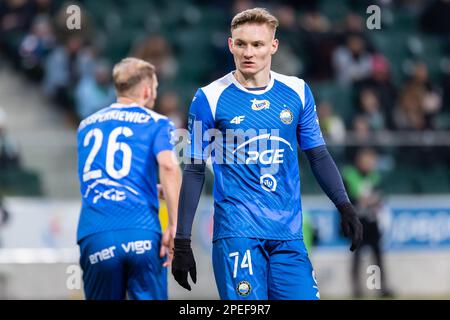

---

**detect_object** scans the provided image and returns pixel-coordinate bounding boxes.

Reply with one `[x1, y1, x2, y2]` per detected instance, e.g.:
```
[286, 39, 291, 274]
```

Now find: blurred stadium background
[0, 0, 450, 299]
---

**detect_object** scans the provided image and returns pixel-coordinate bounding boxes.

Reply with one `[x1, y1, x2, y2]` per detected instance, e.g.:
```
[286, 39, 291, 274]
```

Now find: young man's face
[229, 23, 278, 77]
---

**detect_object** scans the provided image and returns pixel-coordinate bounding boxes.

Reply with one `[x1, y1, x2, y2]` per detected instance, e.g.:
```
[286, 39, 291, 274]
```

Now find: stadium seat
[318, 0, 350, 23]
[390, 10, 418, 32]
[381, 166, 416, 194]
[311, 81, 353, 125]
[0, 169, 43, 196]
[406, 34, 444, 81]
[416, 166, 450, 194]
[369, 31, 408, 84]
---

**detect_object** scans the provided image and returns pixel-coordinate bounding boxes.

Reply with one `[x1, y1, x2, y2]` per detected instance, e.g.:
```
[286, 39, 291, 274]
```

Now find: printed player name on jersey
[79, 110, 151, 130]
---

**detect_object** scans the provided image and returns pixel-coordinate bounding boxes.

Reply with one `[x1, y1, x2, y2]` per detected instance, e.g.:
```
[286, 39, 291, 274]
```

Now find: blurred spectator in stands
[132, 35, 178, 81]
[0, 0, 33, 68]
[441, 57, 450, 118]
[32, 0, 58, 15]
[155, 91, 184, 129]
[396, 0, 428, 12]
[274, 0, 318, 11]
[394, 62, 442, 130]
[0, 0, 34, 65]
[0, 194, 10, 247]
[274, 4, 297, 40]
[317, 100, 346, 143]
[357, 89, 386, 132]
[299, 9, 333, 80]
[272, 5, 302, 77]
[0, 108, 20, 170]
[332, 33, 373, 87]
[18, 15, 55, 81]
[0, 0, 33, 31]
[345, 115, 371, 163]
[334, 11, 366, 41]
[43, 34, 94, 114]
[342, 11, 365, 34]
[354, 54, 397, 129]
[343, 147, 393, 299]
[0, 197, 9, 227]
[75, 60, 115, 120]
[231, 0, 254, 15]
[420, 0, 450, 37]
[394, 93, 425, 130]
[353, 115, 371, 141]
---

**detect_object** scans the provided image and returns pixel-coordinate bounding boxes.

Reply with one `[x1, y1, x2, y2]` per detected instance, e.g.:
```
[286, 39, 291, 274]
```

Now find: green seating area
[380, 165, 450, 195]
[311, 81, 354, 125]
[0, 169, 43, 197]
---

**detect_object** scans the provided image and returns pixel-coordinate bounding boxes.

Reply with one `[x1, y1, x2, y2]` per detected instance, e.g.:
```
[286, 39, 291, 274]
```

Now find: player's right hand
[172, 238, 197, 291]
[160, 226, 175, 267]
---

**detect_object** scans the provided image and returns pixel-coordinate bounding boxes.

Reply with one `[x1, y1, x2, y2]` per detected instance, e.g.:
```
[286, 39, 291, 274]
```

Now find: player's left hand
[160, 226, 175, 267]
[172, 238, 197, 291]
[337, 202, 363, 252]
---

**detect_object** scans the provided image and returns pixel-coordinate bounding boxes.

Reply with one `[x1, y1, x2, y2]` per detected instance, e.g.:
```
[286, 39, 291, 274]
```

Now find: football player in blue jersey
[76, 58, 181, 300]
[172, 8, 363, 300]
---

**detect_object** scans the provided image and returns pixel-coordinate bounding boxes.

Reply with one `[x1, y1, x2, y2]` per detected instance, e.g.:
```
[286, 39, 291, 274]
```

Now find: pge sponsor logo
[232, 133, 293, 165]
[246, 149, 284, 165]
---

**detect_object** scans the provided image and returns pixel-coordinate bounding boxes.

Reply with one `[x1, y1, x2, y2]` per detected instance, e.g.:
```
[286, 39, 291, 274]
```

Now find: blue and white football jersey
[187, 71, 325, 241]
[77, 103, 175, 242]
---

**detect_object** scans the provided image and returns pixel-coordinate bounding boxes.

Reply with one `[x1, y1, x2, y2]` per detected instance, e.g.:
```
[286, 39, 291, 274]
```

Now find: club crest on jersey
[280, 109, 293, 124]
[250, 98, 270, 111]
[236, 280, 252, 296]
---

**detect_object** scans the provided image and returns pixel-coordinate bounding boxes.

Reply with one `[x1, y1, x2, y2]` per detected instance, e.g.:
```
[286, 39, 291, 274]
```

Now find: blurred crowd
[1, 0, 450, 193]
[0, 0, 184, 123]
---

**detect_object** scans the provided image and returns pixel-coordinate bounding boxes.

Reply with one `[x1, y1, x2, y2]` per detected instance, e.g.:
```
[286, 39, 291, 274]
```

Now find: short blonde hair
[231, 8, 279, 34]
[112, 57, 155, 96]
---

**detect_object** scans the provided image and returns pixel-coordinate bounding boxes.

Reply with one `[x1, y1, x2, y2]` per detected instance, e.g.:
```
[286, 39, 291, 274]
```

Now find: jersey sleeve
[186, 89, 215, 160]
[153, 118, 176, 157]
[297, 82, 326, 151]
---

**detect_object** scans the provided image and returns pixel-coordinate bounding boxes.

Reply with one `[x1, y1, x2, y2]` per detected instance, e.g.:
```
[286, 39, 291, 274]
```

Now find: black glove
[337, 203, 363, 252]
[172, 238, 197, 291]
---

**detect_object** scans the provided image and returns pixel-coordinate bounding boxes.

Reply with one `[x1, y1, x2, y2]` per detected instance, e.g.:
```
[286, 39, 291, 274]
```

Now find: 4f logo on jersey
[230, 116, 245, 124]
[250, 98, 270, 111]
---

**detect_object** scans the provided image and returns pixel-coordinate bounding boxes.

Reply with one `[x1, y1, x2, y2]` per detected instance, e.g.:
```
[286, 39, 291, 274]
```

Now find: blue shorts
[78, 229, 167, 300]
[212, 238, 320, 300]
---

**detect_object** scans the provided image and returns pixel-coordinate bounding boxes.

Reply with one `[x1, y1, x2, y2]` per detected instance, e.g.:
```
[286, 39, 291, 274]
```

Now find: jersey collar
[228, 70, 275, 95]
[110, 102, 141, 109]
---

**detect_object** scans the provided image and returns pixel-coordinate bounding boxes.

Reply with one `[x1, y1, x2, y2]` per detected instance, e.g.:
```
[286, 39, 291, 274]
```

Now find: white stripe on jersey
[201, 73, 233, 120]
[271, 71, 306, 109]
